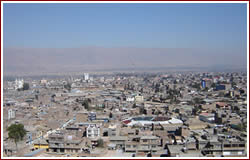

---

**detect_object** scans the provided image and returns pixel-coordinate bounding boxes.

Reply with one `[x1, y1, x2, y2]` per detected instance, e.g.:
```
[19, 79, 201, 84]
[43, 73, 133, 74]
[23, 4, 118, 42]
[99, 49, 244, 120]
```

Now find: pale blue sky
[3, 3, 247, 50]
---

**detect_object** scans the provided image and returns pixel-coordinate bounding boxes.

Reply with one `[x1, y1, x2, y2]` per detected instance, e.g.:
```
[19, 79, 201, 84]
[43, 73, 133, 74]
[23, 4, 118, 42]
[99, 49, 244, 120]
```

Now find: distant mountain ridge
[3, 47, 246, 75]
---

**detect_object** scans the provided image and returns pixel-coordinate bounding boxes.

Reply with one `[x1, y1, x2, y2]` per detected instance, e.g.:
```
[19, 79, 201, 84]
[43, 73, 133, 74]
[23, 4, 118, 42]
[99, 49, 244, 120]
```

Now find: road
[27, 118, 75, 145]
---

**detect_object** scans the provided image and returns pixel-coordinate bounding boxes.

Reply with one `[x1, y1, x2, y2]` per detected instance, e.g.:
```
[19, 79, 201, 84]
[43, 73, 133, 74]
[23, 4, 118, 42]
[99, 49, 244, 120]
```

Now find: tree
[231, 81, 236, 88]
[109, 112, 113, 118]
[193, 97, 203, 105]
[97, 138, 104, 147]
[132, 103, 137, 108]
[64, 83, 71, 92]
[7, 123, 27, 151]
[82, 100, 89, 110]
[23, 83, 29, 90]
[211, 83, 216, 88]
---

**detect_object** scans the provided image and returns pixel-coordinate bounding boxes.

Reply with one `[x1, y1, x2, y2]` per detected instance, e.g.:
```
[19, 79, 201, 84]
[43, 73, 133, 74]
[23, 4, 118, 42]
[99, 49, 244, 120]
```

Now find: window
[143, 140, 147, 142]
[152, 145, 156, 148]
[224, 144, 230, 148]
[232, 144, 238, 147]
[126, 145, 131, 148]
[239, 144, 245, 147]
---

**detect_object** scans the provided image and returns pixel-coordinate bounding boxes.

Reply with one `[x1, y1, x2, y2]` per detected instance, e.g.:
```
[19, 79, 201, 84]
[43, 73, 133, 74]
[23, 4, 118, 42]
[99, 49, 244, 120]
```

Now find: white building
[8, 109, 15, 120]
[40, 79, 47, 85]
[135, 95, 144, 103]
[126, 97, 135, 102]
[15, 79, 24, 90]
[84, 73, 89, 81]
[86, 124, 100, 138]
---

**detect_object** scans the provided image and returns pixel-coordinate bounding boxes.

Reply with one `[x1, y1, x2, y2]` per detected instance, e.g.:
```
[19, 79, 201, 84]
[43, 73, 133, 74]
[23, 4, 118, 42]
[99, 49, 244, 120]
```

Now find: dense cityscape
[3, 71, 247, 157]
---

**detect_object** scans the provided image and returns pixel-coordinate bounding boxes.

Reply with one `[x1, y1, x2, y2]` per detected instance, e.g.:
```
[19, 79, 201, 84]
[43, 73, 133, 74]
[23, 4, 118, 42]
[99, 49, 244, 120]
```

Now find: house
[86, 124, 100, 138]
[48, 133, 84, 154]
[125, 136, 162, 153]
[109, 136, 128, 149]
[216, 102, 230, 110]
[33, 139, 49, 150]
[201, 138, 246, 157]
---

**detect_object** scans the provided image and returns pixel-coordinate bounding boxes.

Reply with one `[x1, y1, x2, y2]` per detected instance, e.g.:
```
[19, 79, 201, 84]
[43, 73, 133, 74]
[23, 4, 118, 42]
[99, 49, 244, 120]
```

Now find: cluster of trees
[7, 123, 27, 151]
[81, 99, 91, 110]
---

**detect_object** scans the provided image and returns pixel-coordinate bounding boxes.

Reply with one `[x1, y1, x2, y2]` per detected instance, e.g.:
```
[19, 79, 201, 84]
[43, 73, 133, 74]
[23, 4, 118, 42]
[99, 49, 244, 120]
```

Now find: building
[215, 84, 226, 91]
[14, 79, 24, 90]
[84, 73, 89, 81]
[135, 95, 144, 103]
[40, 79, 47, 85]
[201, 139, 246, 157]
[86, 124, 100, 138]
[108, 124, 117, 137]
[125, 136, 162, 153]
[201, 80, 206, 88]
[109, 136, 128, 149]
[126, 97, 135, 102]
[33, 139, 49, 150]
[48, 133, 83, 154]
[88, 112, 96, 121]
[8, 109, 15, 120]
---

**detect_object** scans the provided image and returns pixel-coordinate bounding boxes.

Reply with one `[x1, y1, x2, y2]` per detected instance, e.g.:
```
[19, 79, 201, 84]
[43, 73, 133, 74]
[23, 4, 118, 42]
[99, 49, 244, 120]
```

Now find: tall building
[201, 80, 206, 88]
[15, 79, 24, 90]
[84, 73, 89, 81]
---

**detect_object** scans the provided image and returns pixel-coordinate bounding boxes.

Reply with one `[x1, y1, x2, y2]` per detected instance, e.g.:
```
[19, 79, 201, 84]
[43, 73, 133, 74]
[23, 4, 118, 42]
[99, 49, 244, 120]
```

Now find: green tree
[23, 83, 29, 90]
[82, 100, 89, 110]
[7, 123, 27, 151]
[97, 138, 104, 147]
[64, 83, 71, 92]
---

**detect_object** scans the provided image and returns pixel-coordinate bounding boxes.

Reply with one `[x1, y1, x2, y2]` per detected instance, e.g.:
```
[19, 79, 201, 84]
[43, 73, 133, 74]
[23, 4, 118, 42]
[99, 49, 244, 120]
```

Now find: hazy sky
[4, 3, 247, 49]
[3, 3, 247, 74]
